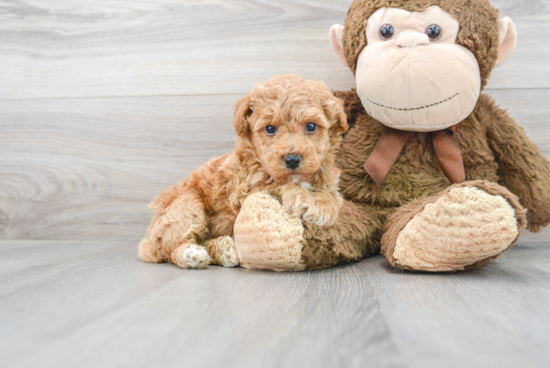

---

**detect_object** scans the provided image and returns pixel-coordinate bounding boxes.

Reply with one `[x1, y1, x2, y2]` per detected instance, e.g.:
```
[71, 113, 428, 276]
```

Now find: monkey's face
[357, 6, 481, 132]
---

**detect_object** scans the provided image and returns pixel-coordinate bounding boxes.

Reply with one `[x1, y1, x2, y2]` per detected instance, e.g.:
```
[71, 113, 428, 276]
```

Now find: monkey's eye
[305, 123, 317, 133]
[425, 24, 442, 41]
[265, 125, 277, 135]
[379, 24, 394, 40]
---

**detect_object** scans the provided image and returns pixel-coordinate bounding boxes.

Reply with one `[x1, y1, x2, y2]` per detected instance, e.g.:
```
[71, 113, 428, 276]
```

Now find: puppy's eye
[265, 125, 277, 135]
[425, 24, 442, 41]
[379, 24, 394, 40]
[305, 123, 317, 133]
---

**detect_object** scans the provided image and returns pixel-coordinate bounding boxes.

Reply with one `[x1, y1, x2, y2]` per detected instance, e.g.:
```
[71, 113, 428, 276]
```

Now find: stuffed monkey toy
[234, 0, 550, 272]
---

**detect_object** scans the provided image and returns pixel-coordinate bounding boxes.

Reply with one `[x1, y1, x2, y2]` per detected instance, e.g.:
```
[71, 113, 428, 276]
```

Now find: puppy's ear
[311, 80, 349, 135]
[332, 97, 348, 134]
[234, 94, 252, 136]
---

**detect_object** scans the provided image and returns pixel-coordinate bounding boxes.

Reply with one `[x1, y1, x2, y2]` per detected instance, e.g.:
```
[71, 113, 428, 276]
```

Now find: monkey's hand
[485, 97, 550, 232]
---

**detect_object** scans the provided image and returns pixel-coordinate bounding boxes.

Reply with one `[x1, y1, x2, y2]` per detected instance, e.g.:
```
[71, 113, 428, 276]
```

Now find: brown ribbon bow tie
[363, 125, 465, 186]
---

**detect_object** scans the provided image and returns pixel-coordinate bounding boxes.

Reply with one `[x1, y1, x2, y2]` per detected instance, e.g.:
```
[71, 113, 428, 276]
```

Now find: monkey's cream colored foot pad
[183, 244, 212, 269]
[234, 193, 306, 272]
[393, 186, 519, 272]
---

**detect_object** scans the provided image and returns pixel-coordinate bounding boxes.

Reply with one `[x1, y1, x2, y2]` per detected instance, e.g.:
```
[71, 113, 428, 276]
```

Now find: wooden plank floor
[1, 239, 549, 368]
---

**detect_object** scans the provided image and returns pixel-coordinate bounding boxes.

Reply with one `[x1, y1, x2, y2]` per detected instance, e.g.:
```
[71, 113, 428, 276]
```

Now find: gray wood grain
[0, 94, 237, 240]
[364, 244, 550, 368]
[1, 89, 549, 241]
[0, 0, 548, 101]
[0, 239, 548, 368]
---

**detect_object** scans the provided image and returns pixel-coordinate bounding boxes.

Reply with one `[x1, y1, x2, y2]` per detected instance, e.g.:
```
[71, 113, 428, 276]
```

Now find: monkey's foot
[382, 181, 527, 272]
[204, 236, 239, 267]
[234, 193, 306, 272]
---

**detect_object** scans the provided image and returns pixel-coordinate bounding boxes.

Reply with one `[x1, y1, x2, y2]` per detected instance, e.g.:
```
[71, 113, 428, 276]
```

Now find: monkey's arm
[483, 96, 550, 232]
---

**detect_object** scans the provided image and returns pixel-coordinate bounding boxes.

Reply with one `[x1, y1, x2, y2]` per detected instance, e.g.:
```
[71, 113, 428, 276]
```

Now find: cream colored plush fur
[495, 17, 517, 67]
[356, 6, 480, 131]
[393, 186, 519, 271]
[234, 193, 307, 271]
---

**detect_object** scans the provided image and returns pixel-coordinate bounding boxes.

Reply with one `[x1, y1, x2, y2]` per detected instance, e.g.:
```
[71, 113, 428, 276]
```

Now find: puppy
[138, 74, 349, 269]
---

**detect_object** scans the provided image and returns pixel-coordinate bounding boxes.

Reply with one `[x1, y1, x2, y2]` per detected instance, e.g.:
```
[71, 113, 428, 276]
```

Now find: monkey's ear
[233, 94, 252, 136]
[329, 24, 347, 66]
[495, 17, 517, 67]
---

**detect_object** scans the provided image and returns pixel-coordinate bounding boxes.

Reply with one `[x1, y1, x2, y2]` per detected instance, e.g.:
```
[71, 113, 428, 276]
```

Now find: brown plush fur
[138, 74, 349, 268]
[333, 91, 550, 230]
[301, 199, 381, 270]
[290, 90, 550, 271]
[289, 0, 550, 271]
[300, 91, 550, 269]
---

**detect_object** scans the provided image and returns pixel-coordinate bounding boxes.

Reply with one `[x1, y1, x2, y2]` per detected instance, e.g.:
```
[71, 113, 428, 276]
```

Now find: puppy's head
[234, 74, 348, 184]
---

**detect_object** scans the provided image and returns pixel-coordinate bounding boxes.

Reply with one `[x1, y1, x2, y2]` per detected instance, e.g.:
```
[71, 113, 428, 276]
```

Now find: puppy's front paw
[182, 244, 212, 269]
[302, 205, 339, 227]
[218, 236, 239, 267]
[281, 193, 307, 219]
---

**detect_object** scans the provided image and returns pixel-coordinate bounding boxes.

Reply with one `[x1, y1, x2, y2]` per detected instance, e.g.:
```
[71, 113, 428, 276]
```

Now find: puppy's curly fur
[138, 74, 348, 269]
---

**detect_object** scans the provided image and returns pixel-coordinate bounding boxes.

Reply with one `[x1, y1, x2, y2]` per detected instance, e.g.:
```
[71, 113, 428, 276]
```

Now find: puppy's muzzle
[284, 154, 302, 170]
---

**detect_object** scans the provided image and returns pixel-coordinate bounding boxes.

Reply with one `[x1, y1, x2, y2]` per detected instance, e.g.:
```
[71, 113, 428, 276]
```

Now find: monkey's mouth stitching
[366, 93, 459, 111]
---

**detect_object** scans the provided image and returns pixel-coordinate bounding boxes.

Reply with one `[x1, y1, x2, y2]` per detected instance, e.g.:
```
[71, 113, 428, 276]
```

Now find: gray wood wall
[0, 0, 548, 242]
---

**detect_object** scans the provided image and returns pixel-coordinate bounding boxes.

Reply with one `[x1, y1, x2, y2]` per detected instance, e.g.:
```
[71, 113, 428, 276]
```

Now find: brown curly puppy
[138, 74, 349, 269]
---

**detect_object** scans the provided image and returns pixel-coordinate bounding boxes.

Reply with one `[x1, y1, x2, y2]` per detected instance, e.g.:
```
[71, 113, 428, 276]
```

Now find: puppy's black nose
[284, 154, 301, 169]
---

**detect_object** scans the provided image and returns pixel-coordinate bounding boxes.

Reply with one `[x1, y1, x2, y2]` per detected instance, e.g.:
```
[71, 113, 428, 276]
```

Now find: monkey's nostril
[284, 154, 301, 169]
